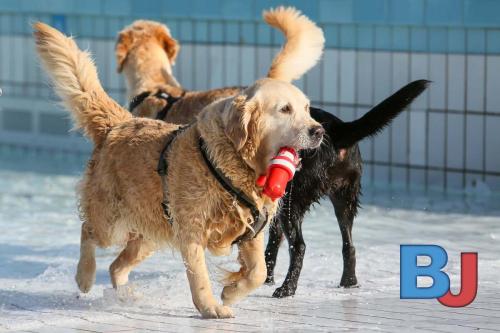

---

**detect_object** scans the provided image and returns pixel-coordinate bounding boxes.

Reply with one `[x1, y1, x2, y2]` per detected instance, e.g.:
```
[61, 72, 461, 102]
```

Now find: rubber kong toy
[257, 147, 299, 201]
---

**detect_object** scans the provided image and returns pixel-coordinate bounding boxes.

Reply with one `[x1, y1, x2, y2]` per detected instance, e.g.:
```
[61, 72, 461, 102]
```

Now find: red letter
[438, 252, 478, 307]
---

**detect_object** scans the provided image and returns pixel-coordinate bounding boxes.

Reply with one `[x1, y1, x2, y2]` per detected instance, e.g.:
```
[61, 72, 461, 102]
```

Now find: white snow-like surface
[0, 170, 499, 332]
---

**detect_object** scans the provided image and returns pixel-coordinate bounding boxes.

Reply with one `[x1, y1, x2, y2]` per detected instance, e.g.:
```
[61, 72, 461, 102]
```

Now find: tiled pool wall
[1, 0, 500, 192]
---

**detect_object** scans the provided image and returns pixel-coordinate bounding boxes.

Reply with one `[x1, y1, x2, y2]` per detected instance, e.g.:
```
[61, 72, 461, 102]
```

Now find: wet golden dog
[33, 7, 324, 318]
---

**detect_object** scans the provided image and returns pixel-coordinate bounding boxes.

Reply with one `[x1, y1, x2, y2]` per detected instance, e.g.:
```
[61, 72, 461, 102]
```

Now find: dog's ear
[156, 28, 180, 65]
[224, 95, 261, 159]
[115, 31, 133, 73]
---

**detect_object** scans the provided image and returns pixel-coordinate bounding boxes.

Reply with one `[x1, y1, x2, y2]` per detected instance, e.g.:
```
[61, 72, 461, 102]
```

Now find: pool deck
[1, 171, 499, 332]
[3, 286, 500, 332]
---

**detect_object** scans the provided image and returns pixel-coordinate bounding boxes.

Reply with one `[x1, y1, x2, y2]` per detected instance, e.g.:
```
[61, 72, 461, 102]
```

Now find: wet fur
[34, 22, 279, 318]
[116, 16, 429, 297]
[33, 6, 325, 319]
[265, 80, 430, 297]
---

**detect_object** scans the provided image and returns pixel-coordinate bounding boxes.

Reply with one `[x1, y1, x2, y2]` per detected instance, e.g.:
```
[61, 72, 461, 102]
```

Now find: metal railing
[1, 12, 499, 192]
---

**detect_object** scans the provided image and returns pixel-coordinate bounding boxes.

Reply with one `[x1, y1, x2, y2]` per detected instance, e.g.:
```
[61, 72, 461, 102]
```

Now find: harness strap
[128, 90, 185, 120]
[129, 91, 151, 112]
[157, 125, 190, 224]
[198, 137, 268, 244]
[155, 91, 185, 120]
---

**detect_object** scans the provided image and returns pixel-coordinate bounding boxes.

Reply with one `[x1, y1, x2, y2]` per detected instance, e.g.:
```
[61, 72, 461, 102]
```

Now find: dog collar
[198, 137, 269, 244]
[129, 90, 185, 120]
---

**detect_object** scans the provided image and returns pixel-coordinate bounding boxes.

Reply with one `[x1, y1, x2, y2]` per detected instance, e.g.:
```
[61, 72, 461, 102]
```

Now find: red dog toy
[256, 147, 299, 201]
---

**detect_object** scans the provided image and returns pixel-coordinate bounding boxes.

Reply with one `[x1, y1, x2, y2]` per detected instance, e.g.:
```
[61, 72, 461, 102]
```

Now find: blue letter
[400, 245, 450, 299]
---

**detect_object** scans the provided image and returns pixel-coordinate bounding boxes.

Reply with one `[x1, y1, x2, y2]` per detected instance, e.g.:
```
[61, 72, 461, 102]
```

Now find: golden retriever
[116, 10, 329, 124]
[116, 19, 242, 122]
[33, 7, 325, 318]
[115, 14, 328, 124]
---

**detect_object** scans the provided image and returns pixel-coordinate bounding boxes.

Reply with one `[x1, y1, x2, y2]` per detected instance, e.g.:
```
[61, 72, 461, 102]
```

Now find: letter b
[400, 245, 450, 299]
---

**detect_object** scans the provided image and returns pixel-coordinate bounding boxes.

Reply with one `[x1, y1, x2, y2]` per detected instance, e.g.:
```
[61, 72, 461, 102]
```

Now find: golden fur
[33, 7, 324, 319]
[265, 7, 325, 82]
[116, 19, 242, 122]
[117, 7, 324, 123]
[116, 20, 181, 90]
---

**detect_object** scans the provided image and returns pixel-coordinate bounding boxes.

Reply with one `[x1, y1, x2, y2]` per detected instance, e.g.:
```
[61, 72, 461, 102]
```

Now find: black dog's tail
[331, 80, 430, 149]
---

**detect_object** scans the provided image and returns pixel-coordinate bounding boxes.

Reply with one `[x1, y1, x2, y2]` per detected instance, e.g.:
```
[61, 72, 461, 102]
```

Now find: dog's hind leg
[329, 191, 359, 287]
[265, 220, 284, 285]
[272, 212, 306, 298]
[222, 232, 267, 306]
[109, 234, 155, 288]
[76, 222, 97, 293]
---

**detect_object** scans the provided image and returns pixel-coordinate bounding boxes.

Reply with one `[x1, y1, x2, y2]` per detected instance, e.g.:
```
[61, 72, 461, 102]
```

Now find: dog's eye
[280, 104, 292, 114]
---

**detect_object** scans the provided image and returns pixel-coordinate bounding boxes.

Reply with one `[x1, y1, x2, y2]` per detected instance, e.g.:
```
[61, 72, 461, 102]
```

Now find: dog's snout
[309, 125, 325, 140]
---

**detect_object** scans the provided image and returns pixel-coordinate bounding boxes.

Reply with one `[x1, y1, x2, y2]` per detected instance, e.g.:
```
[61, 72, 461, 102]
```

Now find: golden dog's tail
[264, 6, 325, 83]
[33, 22, 131, 144]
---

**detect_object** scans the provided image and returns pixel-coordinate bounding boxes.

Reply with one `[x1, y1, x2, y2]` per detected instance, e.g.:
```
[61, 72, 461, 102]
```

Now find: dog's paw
[75, 268, 95, 293]
[273, 286, 295, 298]
[265, 276, 275, 285]
[199, 303, 234, 319]
[272, 286, 295, 298]
[339, 275, 358, 288]
[76, 275, 93, 293]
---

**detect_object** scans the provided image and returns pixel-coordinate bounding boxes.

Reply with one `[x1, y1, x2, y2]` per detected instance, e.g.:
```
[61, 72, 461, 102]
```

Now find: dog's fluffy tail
[330, 80, 430, 149]
[264, 7, 325, 83]
[220, 267, 245, 287]
[33, 22, 131, 144]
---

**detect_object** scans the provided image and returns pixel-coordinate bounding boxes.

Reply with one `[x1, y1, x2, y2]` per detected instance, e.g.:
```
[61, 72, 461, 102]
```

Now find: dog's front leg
[181, 242, 234, 319]
[222, 232, 267, 305]
[265, 220, 284, 284]
[273, 213, 306, 298]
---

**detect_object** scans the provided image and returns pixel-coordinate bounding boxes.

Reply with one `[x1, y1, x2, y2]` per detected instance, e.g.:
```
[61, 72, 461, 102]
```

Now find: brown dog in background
[116, 20, 241, 123]
[33, 7, 325, 318]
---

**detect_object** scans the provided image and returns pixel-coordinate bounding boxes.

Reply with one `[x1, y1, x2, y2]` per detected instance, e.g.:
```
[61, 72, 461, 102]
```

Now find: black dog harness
[198, 137, 269, 244]
[156, 130, 269, 244]
[156, 125, 190, 225]
[129, 90, 185, 120]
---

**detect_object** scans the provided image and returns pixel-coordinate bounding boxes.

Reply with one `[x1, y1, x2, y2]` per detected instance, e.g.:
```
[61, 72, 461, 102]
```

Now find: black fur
[265, 80, 430, 298]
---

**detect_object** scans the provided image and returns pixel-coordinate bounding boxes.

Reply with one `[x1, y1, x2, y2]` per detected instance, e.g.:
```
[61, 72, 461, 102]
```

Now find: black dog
[265, 80, 430, 298]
